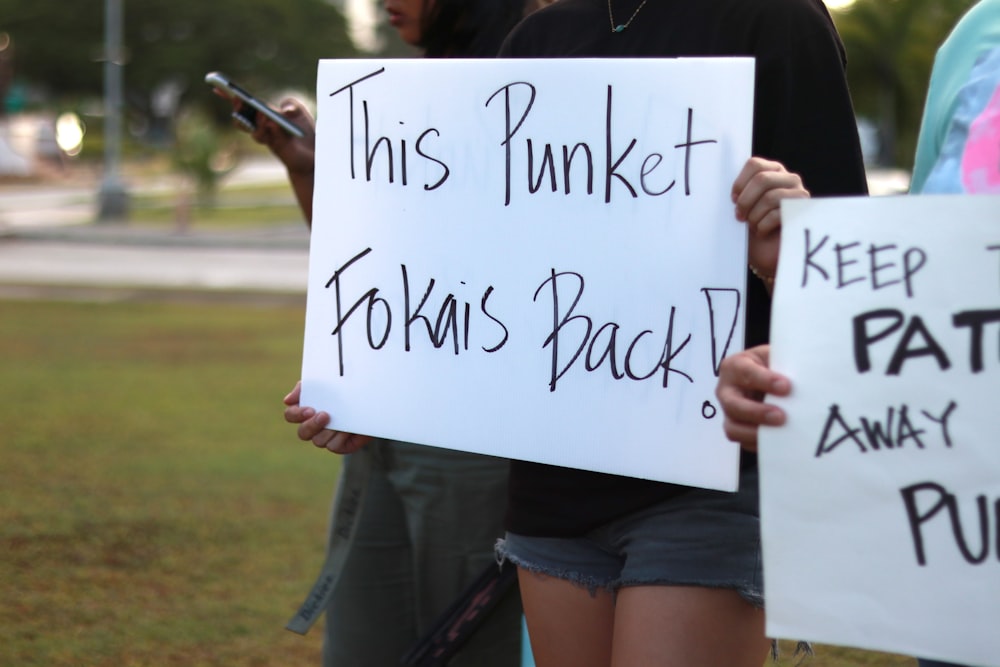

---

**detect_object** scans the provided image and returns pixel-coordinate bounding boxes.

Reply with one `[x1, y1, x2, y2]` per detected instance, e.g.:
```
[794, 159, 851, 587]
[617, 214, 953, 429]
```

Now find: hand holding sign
[283, 381, 371, 454]
[716, 344, 790, 450]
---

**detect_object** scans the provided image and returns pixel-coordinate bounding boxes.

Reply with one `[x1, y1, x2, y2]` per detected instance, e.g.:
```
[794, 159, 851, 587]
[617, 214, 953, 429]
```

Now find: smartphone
[205, 71, 305, 138]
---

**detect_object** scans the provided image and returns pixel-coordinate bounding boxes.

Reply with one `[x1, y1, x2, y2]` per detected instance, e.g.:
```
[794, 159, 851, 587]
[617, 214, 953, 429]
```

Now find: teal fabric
[910, 0, 1000, 193]
[910, 5, 999, 666]
[521, 616, 536, 667]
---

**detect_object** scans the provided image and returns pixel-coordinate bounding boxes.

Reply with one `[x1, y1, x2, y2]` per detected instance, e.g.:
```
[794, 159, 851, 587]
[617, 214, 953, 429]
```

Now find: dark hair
[419, 0, 531, 58]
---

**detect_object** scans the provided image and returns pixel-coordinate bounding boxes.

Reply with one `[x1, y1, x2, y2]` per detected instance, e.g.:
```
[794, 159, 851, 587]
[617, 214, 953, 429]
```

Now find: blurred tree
[831, 0, 977, 168]
[0, 0, 355, 138]
[172, 106, 239, 207]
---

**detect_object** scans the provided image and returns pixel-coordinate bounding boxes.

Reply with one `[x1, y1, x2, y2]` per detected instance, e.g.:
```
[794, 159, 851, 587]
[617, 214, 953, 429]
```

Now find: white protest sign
[761, 195, 1000, 666]
[301, 58, 753, 489]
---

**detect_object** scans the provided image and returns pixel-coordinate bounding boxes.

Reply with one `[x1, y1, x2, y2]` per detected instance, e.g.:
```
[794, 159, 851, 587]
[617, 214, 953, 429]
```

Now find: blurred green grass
[0, 298, 333, 666]
[0, 298, 918, 666]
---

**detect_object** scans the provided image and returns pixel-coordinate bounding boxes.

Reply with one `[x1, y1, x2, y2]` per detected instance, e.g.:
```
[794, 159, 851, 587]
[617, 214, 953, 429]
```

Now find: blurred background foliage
[0, 0, 987, 173]
[0, 0, 356, 127]
[831, 0, 978, 168]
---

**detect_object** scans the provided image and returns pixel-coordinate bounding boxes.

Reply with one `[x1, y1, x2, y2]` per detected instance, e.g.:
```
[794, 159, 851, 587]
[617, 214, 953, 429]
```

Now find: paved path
[0, 239, 308, 294]
[0, 159, 910, 301]
[0, 158, 310, 300]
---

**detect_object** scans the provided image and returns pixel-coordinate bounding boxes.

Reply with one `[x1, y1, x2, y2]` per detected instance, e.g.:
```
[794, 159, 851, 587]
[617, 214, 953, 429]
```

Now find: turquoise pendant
[614, 24, 626, 32]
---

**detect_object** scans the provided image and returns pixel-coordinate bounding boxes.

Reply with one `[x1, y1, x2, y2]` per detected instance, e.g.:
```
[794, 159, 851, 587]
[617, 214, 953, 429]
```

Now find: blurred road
[0, 158, 310, 301]
[0, 161, 909, 303]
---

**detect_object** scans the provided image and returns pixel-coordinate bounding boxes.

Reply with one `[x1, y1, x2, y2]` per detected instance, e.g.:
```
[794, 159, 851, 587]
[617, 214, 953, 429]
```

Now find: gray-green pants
[321, 439, 520, 667]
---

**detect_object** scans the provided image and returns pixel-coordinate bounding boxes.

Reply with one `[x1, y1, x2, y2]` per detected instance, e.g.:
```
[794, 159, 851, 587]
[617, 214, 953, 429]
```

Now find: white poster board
[761, 195, 1000, 666]
[301, 58, 754, 489]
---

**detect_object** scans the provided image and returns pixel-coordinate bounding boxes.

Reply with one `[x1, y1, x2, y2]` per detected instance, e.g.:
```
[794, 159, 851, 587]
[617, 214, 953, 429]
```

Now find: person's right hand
[237, 98, 316, 176]
[283, 382, 372, 455]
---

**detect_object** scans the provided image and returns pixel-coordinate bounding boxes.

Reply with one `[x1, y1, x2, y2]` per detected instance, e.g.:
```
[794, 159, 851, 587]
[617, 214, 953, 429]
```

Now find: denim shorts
[495, 467, 763, 607]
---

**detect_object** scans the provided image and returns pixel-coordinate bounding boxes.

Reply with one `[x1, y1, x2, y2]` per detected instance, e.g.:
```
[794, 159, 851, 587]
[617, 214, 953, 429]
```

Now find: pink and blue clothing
[911, 0, 1000, 195]
[911, 3, 999, 666]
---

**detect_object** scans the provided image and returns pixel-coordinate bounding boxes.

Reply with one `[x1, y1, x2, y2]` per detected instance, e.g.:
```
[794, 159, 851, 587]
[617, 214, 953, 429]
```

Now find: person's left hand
[731, 157, 809, 281]
[715, 344, 791, 452]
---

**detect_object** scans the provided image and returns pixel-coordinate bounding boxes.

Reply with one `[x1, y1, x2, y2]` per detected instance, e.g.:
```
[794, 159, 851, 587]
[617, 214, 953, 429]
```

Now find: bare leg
[518, 567, 615, 667]
[612, 585, 770, 667]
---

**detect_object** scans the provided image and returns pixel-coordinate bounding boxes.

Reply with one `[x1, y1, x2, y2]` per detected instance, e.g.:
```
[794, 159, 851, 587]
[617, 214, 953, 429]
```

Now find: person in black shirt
[493, 1, 868, 665]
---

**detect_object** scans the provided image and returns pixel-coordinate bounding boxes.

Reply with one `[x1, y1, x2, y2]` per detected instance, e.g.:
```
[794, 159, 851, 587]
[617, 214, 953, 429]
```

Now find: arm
[715, 344, 790, 452]
[719, 159, 803, 449]
[283, 381, 372, 455]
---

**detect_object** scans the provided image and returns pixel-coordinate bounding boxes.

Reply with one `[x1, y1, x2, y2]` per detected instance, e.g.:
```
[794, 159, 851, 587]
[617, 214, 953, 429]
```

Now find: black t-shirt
[498, 0, 869, 537]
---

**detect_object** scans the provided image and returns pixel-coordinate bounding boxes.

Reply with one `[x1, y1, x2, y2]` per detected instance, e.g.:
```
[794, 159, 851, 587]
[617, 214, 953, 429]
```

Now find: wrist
[749, 264, 775, 288]
[286, 161, 315, 177]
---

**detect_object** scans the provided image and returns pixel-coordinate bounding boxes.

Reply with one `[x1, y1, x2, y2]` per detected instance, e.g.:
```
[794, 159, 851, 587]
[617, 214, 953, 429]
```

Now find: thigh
[498, 531, 624, 667]
[323, 447, 415, 667]
[518, 567, 615, 667]
[612, 585, 770, 667]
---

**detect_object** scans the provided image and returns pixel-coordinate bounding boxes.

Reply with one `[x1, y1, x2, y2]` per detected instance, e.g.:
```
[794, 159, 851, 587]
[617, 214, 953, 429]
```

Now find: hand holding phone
[205, 71, 305, 139]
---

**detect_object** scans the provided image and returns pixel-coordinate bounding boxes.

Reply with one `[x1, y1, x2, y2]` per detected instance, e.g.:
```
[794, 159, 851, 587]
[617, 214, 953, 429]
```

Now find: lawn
[0, 298, 332, 666]
[0, 298, 917, 666]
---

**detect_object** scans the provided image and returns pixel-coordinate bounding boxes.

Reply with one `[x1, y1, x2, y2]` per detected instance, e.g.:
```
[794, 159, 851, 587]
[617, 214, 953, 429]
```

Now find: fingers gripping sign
[716, 345, 791, 451]
[283, 381, 372, 455]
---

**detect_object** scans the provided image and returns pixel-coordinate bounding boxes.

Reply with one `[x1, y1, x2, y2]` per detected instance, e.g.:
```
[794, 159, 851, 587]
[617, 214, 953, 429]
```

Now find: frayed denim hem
[495, 538, 614, 598]
[497, 538, 768, 609]
[498, 538, 810, 663]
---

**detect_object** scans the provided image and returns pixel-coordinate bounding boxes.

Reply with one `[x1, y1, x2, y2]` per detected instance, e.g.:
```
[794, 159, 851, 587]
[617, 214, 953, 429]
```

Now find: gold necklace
[607, 0, 649, 33]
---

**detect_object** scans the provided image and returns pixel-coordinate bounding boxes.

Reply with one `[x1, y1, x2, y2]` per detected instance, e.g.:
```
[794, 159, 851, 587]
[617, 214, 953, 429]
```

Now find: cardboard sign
[761, 195, 1000, 666]
[301, 58, 754, 489]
